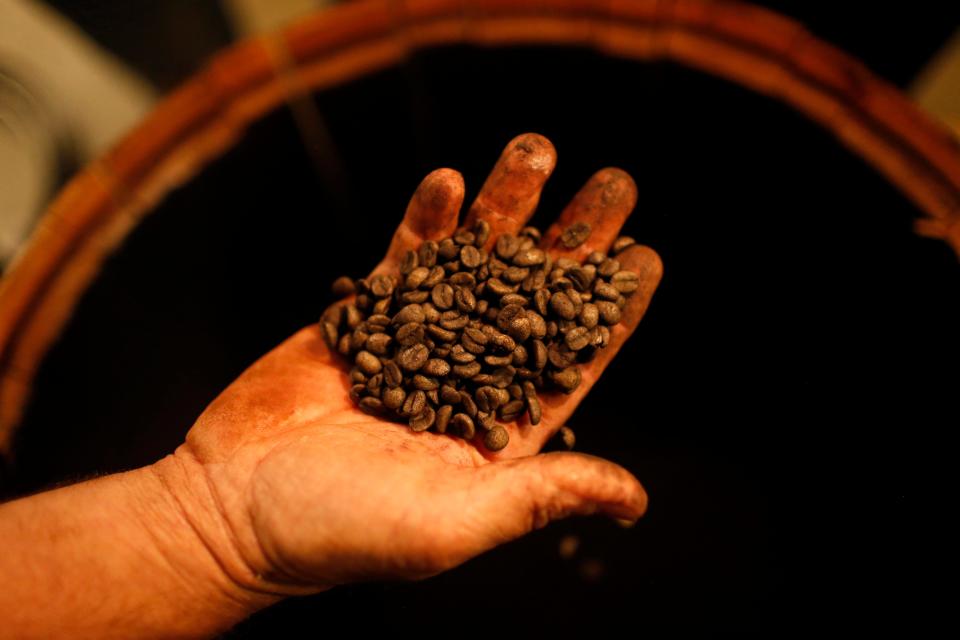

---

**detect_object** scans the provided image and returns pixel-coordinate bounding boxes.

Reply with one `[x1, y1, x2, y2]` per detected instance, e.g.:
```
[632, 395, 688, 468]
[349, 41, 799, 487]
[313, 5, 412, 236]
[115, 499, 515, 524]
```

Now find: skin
[0, 133, 663, 638]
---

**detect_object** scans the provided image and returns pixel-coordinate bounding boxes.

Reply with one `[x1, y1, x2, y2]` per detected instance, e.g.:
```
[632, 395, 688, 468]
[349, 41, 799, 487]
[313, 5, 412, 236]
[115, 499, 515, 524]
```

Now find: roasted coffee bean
[369, 275, 394, 298]
[383, 386, 406, 410]
[560, 222, 592, 248]
[344, 305, 363, 329]
[355, 350, 382, 375]
[475, 386, 501, 412]
[520, 226, 541, 241]
[579, 303, 599, 329]
[593, 281, 619, 301]
[394, 322, 423, 346]
[550, 291, 577, 320]
[513, 248, 546, 267]
[530, 339, 548, 370]
[512, 344, 528, 366]
[321, 321, 339, 349]
[455, 287, 477, 313]
[400, 290, 430, 304]
[359, 397, 384, 414]
[477, 411, 496, 431]
[372, 297, 392, 315]
[439, 311, 469, 331]
[460, 392, 478, 418]
[397, 343, 429, 371]
[526, 310, 547, 339]
[383, 361, 403, 387]
[548, 342, 577, 368]
[483, 425, 508, 451]
[418, 240, 439, 268]
[406, 266, 430, 289]
[401, 250, 419, 275]
[438, 237, 459, 259]
[476, 299, 489, 316]
[460, 245, 482, 268]
[440, 384, 461, 404]
[350, 368, 367, 385]
[488, 331, 516, 352]
[409, 406, 436, 432]
[461, 334, 486, 355]
[598, 325, 611, 347]
[393, 304, 425, 325]
[527, 394, 542, 425]
[331, 276, 356, 297]
[402, 390, 427, 416]
[565, 326, 591, 351]
[611, 270, 640, 293]
[413, 374, 439, 391]
[596, 300, 621, 325]
[503, 266, 530, 284]
[497, 304, 524, 331]
[486, 277, 515, 297]
[586, 251, 605, 265]
[453, 361, 482, 378]
[568, 266, 594, 291]
[435, 404, 453, 433]
[473, 219, 491, 246]
[484, 353, 513, 367]
[453, 228, 476, 245]
[349, 383, 365, 403]
[496, 234, 521, 259]
[500, 293, 528, 307]
[500, 399, 525, 418]
[448, 271, 476, 288]
[452, 413, 475, 439]
[422, 358, 451, 377]
[505, 314, 531, 342]
[449, 344, 476, 363]
[472, 374, 495, 385]
[422, 266, 445, 288]
[611, 236, 636, 254]
[422, 303, 440, 323]
[366, 373, 383, 393]
[366, 313, 391, 329]
[597, 258, 620, 278]
[491, 366, 516, 388]
[551, 366, 582, 393]
[355, 293, 373, 310]
[426, 323, 457, 343]
[533, 288, 550, 315]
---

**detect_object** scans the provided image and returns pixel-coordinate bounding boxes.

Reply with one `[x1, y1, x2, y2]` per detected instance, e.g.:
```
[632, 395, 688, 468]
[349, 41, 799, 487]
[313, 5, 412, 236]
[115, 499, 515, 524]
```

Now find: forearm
[0, 463, 277, 639]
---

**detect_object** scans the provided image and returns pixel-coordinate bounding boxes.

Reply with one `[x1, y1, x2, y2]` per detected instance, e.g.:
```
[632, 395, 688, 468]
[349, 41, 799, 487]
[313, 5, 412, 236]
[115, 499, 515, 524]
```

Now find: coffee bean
[551, 366, 581, 393]
[383, 386, 406, 410]
[331, 276, 356, 297]
[548, 343, 577, 368]
[455, 287, 477, 313]
[520, 226, 541, 241]
[426, 323, 457, 343]
[349, 383, 365, 403]
[512, 344, 528, 366]
[409, 406, 436, 432]
[321, 321, 339, 350]
[413, 374, 439, 391]
[472, 373, 495, 385]
[565, 326, 591, 351]
[439, 311, 469, 331]
[355, 350, 382, 375]
[393, 304, 425, 325]
[406, 266, 430, 289]
[401, 250, 419, 275]
[422, 358, 451, 377]
[611, 270, 640, 293]
[449, 272, 476, 288]
[526, 310, 547, 339]
[359, 397, 384, 414]
[527, 394, 542, 425]
[506, 315, 531, 342]
[611, 236, 636, 254]
[593, 281, 619, 301]
[397, 343, 429, 371]
[499, 399, 525, 419]
[383, 360, 403, 387]
[440, 384, 461, 404]
[475, 386, 501, 412]
[473, 219, 491, 246]
[365, 372, 383, 393]
[453, 361, 482, 378]
[484, 353, 513, 367]
[561, 222, 592, 248]
[449, 344, 476, 363]
[372, 297, 392, 315]
[369, 275, 394, 298]
[587, 251, 605, 265]
[461, 334, 486, 355]
[550, 291, 576, 320]
[513, 248, 546, 267]
[452, 413, 475, 439]
[488, 331, 516, 353]
[596, 301, 621, 325]
[459, 392, 478, 418]
[344, 304, 363, 329]
[579, 303, 599, 329]
[491, 366, 516, 388]
[402, 390, 427, 416]
[453, 228, 476, 245]
[496, 234, 521, 259]
[366, 313, 391, 330]
[486, 277, 516, 297]
[530, 339, 548, 370]
[598, 258, 620, 278]
[422, 303, 440, 324]
[568, 266, 594, 291]
[460, 245, 482, 268]
[422, 266, 445, 288]
[435, 404, 453, 433]
[418, 240, 439, 268]
[438, 237, 459, 259]
[503, 266, 530, 284]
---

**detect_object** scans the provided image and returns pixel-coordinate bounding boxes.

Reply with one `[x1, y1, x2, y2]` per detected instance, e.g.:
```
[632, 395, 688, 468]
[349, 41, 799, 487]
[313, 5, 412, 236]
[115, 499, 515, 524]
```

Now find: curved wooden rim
[1, 0, 959, 454]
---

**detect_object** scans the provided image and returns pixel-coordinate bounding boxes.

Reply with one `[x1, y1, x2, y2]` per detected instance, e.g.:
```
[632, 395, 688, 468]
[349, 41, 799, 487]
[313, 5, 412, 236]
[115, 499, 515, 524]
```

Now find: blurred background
[1, 0, 959, 636]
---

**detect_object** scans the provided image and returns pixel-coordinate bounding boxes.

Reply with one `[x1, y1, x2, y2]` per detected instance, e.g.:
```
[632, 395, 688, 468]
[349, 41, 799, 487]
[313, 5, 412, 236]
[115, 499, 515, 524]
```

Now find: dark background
[4, 1, 960, 636]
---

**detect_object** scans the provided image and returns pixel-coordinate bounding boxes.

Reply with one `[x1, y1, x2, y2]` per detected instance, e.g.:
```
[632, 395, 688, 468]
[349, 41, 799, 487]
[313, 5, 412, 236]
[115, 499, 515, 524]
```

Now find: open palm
[167, 134, 663, 595]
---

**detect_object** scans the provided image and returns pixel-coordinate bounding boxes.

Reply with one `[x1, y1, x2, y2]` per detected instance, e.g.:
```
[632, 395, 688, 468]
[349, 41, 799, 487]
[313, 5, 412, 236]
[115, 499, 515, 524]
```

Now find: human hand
[154, 133, 663, 603]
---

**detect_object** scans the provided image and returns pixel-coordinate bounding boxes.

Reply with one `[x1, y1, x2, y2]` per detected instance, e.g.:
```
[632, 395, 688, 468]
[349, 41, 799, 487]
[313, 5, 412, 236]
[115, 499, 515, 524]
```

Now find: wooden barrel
[1, 0, 959, 455]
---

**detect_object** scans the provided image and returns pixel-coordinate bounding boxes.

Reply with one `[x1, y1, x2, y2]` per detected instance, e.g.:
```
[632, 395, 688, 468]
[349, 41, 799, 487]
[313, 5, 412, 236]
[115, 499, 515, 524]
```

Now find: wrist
[141, 452, 285, 632]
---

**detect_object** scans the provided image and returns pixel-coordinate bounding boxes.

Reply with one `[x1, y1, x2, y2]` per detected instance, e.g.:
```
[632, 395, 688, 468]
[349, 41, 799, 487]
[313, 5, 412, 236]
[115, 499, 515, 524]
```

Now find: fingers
[463, 133, 557, 246]
[371, 168, 464, 276]
[467, 452, 648, 547]
[522, 244, 663, 454]
[541, 168, 638, 261]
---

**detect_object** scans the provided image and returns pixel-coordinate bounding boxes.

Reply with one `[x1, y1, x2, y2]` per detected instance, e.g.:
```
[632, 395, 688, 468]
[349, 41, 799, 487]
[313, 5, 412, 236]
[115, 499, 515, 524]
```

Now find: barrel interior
[8, 45, 959, 634]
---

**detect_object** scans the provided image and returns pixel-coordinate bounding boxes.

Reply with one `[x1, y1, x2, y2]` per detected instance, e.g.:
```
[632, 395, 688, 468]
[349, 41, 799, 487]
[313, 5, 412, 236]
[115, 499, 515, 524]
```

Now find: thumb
[468, 452, 648, 545]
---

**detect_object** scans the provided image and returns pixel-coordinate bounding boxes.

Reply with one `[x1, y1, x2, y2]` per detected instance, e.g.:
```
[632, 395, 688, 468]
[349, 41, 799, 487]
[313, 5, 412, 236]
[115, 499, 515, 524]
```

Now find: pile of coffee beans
[320, 220, 640, 451]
